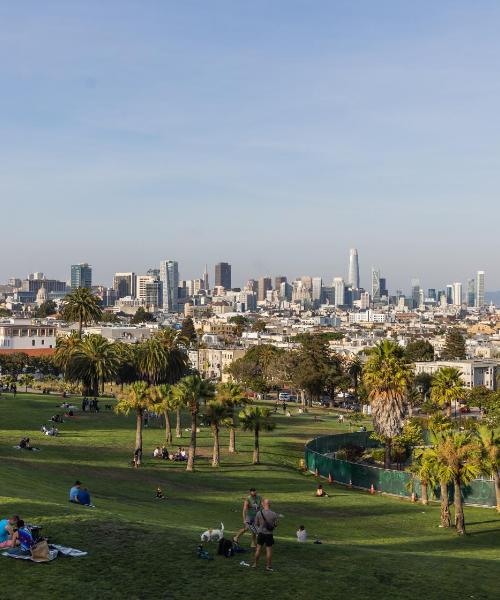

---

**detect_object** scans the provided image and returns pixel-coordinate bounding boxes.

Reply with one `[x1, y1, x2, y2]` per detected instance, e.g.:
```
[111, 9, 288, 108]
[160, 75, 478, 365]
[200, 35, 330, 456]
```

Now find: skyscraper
[411, 278, 421, 309]
[475, 271, 485, 307]
[258, 277, 272, 301]
[113, 272, 136, 299]
[347, 248, 360, 289]
[371, 268, 381, 303]
[203, 264, 209, 291]
[467, 278, 475, 306]
[274, 275, 287, 290]
[71, 263, 92, 289]
[160, 260, 179, 312]
[312, 277, 323, 305]
[333, 277, 345, 306]
[215, 262, 231, 290]
[452, 282, 462, 306]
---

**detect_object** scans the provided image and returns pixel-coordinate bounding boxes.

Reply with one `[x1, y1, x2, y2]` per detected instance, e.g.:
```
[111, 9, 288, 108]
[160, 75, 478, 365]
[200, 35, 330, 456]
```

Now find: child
[315, 484, 329, 497]
[155, 487, 165, 500]
[296, 525, 308, 543]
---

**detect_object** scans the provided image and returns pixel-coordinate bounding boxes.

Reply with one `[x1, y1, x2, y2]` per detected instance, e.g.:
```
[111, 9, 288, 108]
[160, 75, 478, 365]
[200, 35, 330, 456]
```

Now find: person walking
[233, 487, 262, 547]
[253, 499, 279, 572]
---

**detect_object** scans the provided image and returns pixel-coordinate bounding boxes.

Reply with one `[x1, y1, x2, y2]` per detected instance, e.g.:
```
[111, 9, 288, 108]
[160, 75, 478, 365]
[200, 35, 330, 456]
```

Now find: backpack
[217, 538, 234, 558]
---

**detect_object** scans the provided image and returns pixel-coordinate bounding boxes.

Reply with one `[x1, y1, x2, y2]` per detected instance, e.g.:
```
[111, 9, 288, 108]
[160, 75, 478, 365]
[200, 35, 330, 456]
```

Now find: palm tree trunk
[212, 425, 220, 467]
[164, 410, 172, 444]
[454, 478, 465, 534]
[186, 411, 197, 471]
[494, 469, 500, 513]
[175, 408, 182, 438]
[421, 481, 428, 505]
[229, 426, 236, 453]
[135, 409, 143, 465]
[78, 318, 83, 339]
[440, 481, 451, 527]
[253, 426, 260, 464]
[384, 440, 391, 469]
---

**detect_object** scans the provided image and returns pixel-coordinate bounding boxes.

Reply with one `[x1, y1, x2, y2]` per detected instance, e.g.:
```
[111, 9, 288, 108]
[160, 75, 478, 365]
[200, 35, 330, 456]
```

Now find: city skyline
[1, 3, 499, 288]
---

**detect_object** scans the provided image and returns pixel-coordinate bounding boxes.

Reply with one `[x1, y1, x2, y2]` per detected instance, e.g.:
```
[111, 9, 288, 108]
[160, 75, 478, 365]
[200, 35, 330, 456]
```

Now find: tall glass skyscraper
[371, 268, 381, 302]
[475, 271, 485, 307]
[348, 248, 360, 289]
[71, 263, 92, 289]
[160, 260, 179, 312]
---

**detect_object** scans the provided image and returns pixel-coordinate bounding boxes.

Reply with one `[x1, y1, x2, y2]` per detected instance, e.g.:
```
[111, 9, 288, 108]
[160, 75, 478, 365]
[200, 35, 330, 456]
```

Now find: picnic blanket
[2, 544, 87, 562]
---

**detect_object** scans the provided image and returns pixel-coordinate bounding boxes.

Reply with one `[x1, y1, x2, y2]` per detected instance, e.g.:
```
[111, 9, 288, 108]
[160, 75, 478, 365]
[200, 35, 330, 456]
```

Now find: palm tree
[115, 381, 152, 464]
[431, 367, 464, 418]
[70, 334, 119, 396]
[363, 340, 413, 468]
[18, 374, 34, 393]
[151, 384, 175, 444]
[203, 400, 232, 467]
[136, 330, 189, 385]
[216, 381, 248, 453]
[429, 431, 483, 534]
[61, 288, 102, 338]
[53, 331, 81, 377]
[478, 425, 500, 512]
[347, 355, 363, 400]
[239, 405, 276, 465]
[408, 447, 438, 505]
[173, 374, 215, 471]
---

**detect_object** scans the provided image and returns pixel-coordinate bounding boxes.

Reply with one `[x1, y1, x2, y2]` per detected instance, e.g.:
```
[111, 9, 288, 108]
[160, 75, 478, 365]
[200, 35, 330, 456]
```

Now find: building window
[41, 340, 45, 345]
[32, 340, 35, 346]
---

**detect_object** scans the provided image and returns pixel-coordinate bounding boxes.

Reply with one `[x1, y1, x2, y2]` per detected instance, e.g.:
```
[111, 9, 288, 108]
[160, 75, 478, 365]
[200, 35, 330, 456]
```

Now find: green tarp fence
[305, 432, 496, 508]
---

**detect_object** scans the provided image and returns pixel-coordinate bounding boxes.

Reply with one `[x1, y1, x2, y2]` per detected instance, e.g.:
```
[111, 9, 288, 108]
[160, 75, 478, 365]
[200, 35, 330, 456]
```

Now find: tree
[0, 307, 12, 317]
[239, 406, 276, 464]
[216, 381, 248, 452]
[430, 431, 483, 534]
[346, 355, 363, 400]
[69, 334, 120, 395]
[363, 340, 413, 468]
[173, 374, 215, 471]
[203, 400, 232, 467]
[36, 300, 57, 318]
[115, 381, 153, 463]
[405, 339, 434, 362]
[180, 317, 197, 345]
[408, 448, 437, 505]
[228, 315, 249, 337]
[151, 384, 175, 444]
[465, 386, 492, 413]
[62, 288, 102, 337]
[227, 345, 281, 393]
[431, 367, 464, 417]
[18, 374, 35, 392]
[53, 332, 82, 378]
[441, 328, 466, 360]
[478, 423, 500, 512]
[131, 306, 155, 324]
[136, 330, 189, 385]
[251, 320, 267, 333]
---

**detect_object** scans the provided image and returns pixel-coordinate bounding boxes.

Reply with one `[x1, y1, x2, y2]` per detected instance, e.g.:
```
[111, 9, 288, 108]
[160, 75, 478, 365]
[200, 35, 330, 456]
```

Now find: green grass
[0, 393, 498, 600]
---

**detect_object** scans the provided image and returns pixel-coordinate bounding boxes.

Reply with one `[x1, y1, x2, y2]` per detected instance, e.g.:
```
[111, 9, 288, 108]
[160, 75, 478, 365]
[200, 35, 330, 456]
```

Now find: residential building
[71, 263, 92, 289]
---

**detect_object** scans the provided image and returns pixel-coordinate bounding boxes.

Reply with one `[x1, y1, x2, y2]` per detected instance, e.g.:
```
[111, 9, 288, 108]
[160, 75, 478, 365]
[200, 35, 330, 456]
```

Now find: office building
[475, 271, 485, 307]
[258, 277, 272, 302]
[21, 277, 67, 295]
[467, 279, 475, 307]
[427, 289, 437, 301]
[445, 285, 453, 304]
[113, 272, 136, 299]
[371, 268, 381, 303]
[312, 277, 323, 306]
[274, 275, 287, 290]
[159, 260, 179, 312]
[452, 282, 463, 307]
[215, 262, 231, 290]
[203, 264, 209, 291]
[348, 248, 360, 289]
[71, 263, 92, 289]
[279, 281, 293, 302]
[333, 277, 345, 306]
[411, 279, 421, 309]
[380, 277, 388, 298]
[144, 279, 162, 309]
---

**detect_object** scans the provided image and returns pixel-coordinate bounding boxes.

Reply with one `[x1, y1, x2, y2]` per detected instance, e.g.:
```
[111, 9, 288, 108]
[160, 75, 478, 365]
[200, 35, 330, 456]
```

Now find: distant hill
[485, 291, 500, 306]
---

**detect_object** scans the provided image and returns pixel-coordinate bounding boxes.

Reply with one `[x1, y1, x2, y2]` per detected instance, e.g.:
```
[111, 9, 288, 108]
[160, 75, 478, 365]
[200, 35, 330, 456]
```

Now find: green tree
[150, 384, 176, 444]
[346, 355, 363, 400]
[363, 340, 413, 468]
[62, 288, 102, 337]
[36, 299, 57, 318]
[180, 317, 197, 345]
[53, 332, 82, 378]
[239, 405, 276, 464]
[131, 306, 155, 324]
[404, 339, 434, 362]
[227, 344, 281, 393]
[431, 367, 464, 417]
[0, 307, 12, 317]
[173, 374, 215, 471]
[203, 400, 232, 467]
[441, 328, 466, 360]
[18, 374, 35, 392]
[465, 386, 492, 413]
[216, 381, 248, 453]
[251, 320, 267, 333]
[70, 334, 120, 395]
[115, 381, 153, 463]
[228, 315, 249, 337]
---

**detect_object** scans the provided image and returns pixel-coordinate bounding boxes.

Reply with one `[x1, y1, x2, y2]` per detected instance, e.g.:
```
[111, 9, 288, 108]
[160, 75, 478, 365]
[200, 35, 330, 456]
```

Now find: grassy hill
[0, 393, 498, 600]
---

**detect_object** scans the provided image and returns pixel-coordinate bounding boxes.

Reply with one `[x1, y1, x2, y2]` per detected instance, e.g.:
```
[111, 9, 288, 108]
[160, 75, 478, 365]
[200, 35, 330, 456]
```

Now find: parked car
[278, 392, 290, 401]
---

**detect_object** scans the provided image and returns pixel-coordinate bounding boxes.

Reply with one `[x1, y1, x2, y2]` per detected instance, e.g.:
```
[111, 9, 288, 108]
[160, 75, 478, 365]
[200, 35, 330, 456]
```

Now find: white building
[414, 359, 498, 390]
[0, 319, 57, 352]
[475, 271, 485, 308]
[333, 277, 345, 307]
[452, 282, 463, 307]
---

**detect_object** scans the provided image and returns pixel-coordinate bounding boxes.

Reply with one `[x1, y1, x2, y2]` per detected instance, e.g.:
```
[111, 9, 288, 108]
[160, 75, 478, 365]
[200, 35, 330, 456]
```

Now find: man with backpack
[252, 499, 279, 572]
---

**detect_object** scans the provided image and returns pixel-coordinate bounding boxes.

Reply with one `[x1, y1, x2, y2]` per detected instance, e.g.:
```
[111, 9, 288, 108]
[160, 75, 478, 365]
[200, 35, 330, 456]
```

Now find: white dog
[200, 522, 224, 542]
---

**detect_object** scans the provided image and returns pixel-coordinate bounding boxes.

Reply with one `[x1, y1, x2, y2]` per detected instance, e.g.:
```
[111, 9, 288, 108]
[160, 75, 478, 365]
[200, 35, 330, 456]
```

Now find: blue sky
[1, 1, 499, 291]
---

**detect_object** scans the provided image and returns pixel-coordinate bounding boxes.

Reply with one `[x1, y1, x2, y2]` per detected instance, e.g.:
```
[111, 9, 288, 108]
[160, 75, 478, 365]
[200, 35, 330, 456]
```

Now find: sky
[1, 1, 499, 292]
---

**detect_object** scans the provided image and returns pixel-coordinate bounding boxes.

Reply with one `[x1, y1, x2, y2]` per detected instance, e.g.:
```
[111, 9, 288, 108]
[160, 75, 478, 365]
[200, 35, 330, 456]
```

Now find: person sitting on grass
[296, 525, 308, 542]
[153, 446, 162, 458]
[11, 520, 34, 552]
[315, 484, 328, 498]
[19, 437, 33, 450]
[69, 481, 92, 505]
[161, 446, 169, 460]
[0, 516, 19, 549]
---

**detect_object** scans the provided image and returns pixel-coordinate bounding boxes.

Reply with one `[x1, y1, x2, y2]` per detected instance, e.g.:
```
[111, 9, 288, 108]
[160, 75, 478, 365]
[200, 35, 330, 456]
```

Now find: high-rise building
[274, 276, 287, 290]
[215, 262, 231, 290]
[427, 288, 437, 301]
[71, 263, 92, 289]
[446, 284, 453, 304]
[475, 271, 485, 307]
[380, 277, 388, 298]
[258, 277, 272, 302]
[371, 268, 381, 303]
[203, 264, 209, 291]
[279, 281, 293, 302]
[333, 277, 345, 306]
[411, 278, 421, 309]
[347, 248, 360, 289]
[160, 260, 179, 312]
[113, 272, 136, 299]
[467, 279, 475, 307]
[452, 282, 463, 306]
[144, 279, 162, 309]
[312, 277, 323, 305]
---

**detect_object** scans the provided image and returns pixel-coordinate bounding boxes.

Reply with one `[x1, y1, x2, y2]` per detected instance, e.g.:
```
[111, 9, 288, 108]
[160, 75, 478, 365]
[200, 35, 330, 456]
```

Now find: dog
[200, 522, 224, 542]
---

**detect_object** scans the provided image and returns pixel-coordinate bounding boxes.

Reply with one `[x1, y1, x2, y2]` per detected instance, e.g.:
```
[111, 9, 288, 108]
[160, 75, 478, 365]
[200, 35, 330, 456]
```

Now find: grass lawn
[0, 393, 498, 600]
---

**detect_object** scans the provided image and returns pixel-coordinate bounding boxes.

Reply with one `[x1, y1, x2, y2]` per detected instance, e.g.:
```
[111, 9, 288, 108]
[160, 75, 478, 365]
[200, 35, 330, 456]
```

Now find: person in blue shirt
[0, 516, 19, 548]
[69, 481, 92, 505]
[11, 520, 34, 551]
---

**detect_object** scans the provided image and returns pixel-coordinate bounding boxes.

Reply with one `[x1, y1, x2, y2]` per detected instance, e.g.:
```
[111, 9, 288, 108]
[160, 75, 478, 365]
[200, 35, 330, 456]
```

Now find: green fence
[305, 432, 496, 508]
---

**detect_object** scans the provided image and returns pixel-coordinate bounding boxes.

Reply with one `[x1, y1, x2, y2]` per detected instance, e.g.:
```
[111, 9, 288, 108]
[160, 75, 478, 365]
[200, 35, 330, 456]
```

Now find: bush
[369, 448, 385, 463]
